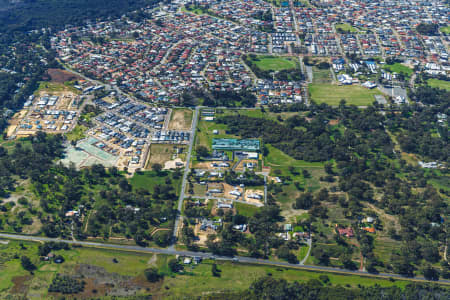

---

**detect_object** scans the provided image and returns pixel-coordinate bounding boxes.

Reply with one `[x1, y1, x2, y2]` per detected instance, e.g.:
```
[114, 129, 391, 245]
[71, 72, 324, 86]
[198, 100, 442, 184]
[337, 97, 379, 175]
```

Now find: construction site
[6, 87, 82, 139]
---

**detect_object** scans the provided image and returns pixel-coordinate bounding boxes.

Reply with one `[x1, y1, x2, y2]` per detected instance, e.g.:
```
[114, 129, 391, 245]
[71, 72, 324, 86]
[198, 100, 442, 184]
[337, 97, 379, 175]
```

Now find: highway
[171, 106, 200, 246]
[0, 232, 449, 285]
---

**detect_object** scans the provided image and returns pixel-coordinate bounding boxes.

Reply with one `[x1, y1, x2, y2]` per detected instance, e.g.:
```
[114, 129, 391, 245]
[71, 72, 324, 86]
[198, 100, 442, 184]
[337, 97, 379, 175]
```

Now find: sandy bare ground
[235, 159, 259, 172]
[244, 189, 264, 205]
[164, 158, 184, 170]
[168, 108, 193, 130]
[193, 161, 230, 170]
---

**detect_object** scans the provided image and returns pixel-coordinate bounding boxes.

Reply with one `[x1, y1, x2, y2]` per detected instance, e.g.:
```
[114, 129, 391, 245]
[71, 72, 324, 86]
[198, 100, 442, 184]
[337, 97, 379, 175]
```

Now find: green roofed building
[212, 138, 260, 152]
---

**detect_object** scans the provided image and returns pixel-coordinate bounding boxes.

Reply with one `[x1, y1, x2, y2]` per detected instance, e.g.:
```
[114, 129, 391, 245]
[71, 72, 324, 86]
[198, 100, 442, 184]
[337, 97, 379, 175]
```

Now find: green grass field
[0, 239, 444, 298]
[427, 78, 450, 91]
[195, 118, 238, 151]
[264, 144, 327, 208]
[383, 63, 413, 77]
[162, 260, 413, 298]
[308, 83, 382, 106]
[312, 67, 332, 84]
[130, 170, 181, 195]
[335, 23, 359, 33]
[33, 81, 80, 95]
[440, 26, 450, 34]
[235, 202, 260, 217]
[251, 55, 298, 71]
[264, 144, 324, 170]
[65, 124, 87, 142]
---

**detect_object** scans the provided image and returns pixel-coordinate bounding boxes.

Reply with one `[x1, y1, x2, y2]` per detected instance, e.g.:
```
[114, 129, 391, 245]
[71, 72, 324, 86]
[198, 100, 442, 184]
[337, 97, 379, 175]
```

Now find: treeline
[204, 276, 450, 300]
[0, 132, 64, 198]
[218, 102, 448, 275]
[180, 89, 257, 107]
[0, 0, 161, 36]
[217, 114, 337, 161]
[416, 23, 439, 36]
[386, 104, 449, 162]
[37, 164, 180, 246]
[410, 85, 450, 106]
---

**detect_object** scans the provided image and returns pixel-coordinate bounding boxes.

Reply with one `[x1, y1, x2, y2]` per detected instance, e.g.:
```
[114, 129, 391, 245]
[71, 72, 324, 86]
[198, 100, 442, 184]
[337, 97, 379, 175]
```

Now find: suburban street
[171, 106, 200, 246]
[1, 233, 449, 285]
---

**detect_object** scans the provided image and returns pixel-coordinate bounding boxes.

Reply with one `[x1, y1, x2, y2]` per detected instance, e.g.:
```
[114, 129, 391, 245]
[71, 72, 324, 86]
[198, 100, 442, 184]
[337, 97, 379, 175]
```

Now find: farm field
[308, 83, 382, 106]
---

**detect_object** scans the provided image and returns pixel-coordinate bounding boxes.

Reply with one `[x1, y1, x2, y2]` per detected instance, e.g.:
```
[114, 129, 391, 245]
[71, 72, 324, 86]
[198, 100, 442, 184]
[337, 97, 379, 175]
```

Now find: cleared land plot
[33, 81, 80, 96]
[145, 144, 185, 170]
[312, 67, 332, 84]
[383, 63, 413, 77]
[47, 68, 82, 83]
[168, 108, 193, 130]
[251, 55, 298, 71]
[427, 79, 450, 91]
[308, 84, 382, 106]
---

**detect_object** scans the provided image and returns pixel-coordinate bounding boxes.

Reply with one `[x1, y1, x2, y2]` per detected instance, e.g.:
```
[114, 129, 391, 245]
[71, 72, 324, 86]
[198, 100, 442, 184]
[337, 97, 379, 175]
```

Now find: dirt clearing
[47, 68, 82, 83]
[168, 108, 193, 130]
[145, 144, 185, 170]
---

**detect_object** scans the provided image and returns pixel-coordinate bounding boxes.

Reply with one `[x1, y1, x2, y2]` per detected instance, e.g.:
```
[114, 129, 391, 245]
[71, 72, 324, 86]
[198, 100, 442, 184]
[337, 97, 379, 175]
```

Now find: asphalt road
[171, 106, 200, 244]
[1, 232, 449, 285]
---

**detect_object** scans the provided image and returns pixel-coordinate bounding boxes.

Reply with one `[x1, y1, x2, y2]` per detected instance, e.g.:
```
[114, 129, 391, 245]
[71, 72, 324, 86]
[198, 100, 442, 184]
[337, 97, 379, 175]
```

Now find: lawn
[427, 78, 450, 91]
[335, 23, 359, 33]
[440, 26, 450, 34]
[251, 55, 298, 71]
[308, 83, 382, 106]
[235, 202, 260, 217]
[65, 124, 87, 142]
[383, 63, 413, 77]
